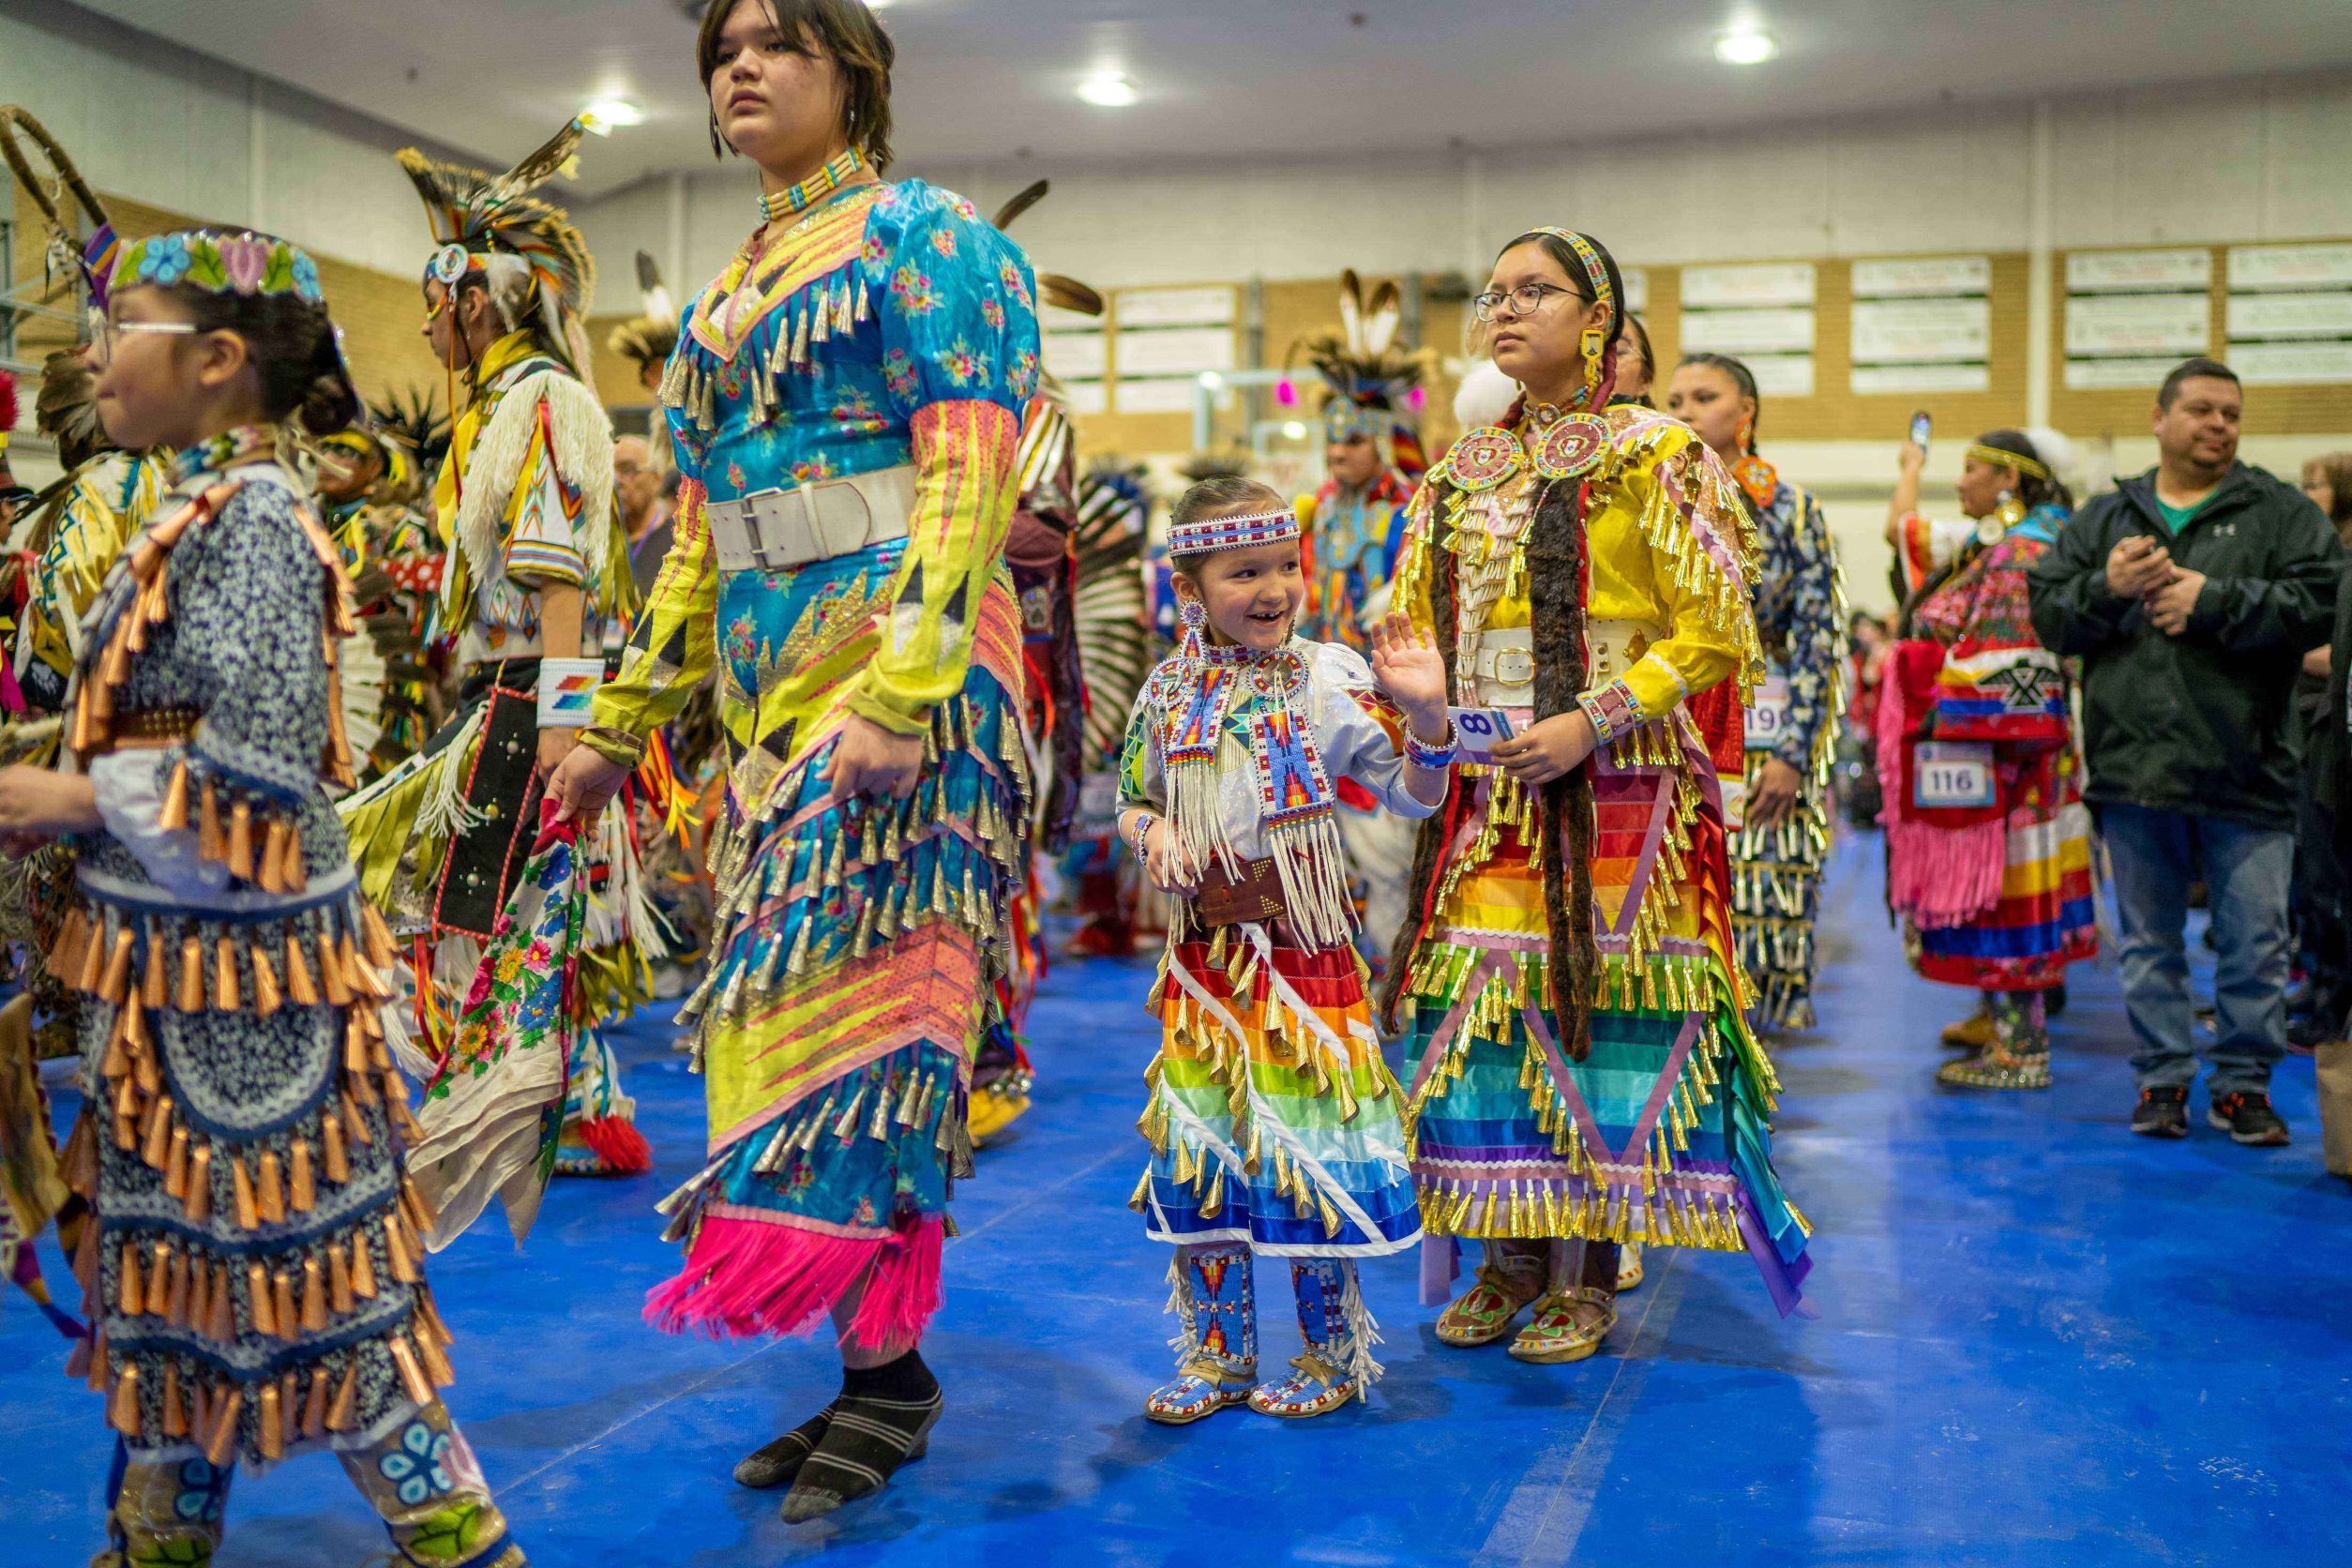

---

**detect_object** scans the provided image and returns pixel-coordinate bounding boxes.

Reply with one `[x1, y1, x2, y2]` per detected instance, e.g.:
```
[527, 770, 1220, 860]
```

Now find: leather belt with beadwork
[92, 706, 200, 751]
[1193, 855, 1288, 928]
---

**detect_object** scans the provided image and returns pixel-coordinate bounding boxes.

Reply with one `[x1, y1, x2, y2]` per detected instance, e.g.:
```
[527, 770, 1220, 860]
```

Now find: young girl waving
[0, 231, 525, 1568]
[1117, 476, 1450, 1422]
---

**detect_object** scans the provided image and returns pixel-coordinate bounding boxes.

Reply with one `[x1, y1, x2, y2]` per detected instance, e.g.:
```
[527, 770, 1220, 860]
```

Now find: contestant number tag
[1449, 706, 1517, 761]
[1914, 741, 1995, 809]
[1745, 674, 1793, 751]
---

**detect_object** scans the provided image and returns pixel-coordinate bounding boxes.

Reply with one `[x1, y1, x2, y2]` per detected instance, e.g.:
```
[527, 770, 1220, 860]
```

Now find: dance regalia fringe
[49, 434, 460, 1468]
[1389, 406, 1813, 1317]
[1121, 640, 1429, 1264]
[1728, 480, 1847, 1033]
[337, 334, 658, 1191]
[1882, 509, 2095, 989]
[595, 178, 1043, 1345]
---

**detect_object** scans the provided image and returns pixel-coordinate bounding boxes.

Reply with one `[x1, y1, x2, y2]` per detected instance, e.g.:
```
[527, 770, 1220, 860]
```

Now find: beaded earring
[1730, 414, 1778, 509]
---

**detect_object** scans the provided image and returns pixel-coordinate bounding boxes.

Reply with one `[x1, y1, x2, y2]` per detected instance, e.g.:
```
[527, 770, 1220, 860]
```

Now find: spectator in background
[1839, 610, 1892, 826]
[614, 431, 674, 597]
[2289, 452, 2352, 1048]
[2028, 358, 2342, 1145]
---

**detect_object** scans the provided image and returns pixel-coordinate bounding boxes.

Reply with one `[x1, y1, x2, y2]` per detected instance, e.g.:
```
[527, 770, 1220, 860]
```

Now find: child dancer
[1117, 476, 1451, 1422]
[0, 230, 523, 1568]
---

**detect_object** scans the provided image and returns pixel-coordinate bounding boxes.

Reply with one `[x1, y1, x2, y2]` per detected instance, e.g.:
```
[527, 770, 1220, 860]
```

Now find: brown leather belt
[1194, 855, 1287, 927]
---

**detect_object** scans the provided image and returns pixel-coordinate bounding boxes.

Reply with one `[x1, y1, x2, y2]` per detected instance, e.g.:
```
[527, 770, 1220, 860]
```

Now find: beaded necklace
[755, 147, 870, 226]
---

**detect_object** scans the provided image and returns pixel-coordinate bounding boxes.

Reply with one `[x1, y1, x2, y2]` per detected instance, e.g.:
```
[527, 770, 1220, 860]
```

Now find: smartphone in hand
[1908, 411, 1933, 455]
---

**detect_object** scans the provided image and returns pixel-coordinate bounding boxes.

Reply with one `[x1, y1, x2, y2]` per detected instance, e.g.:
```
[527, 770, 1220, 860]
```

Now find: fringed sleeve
[1590, 430, 1762, 725]
[845, 188, 1043, 736]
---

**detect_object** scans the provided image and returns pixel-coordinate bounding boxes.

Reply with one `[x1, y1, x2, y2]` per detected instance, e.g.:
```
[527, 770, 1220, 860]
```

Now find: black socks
[779, 1350, 943, 1524]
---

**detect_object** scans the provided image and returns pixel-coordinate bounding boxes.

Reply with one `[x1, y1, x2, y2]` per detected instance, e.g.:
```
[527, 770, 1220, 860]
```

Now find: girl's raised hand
[1369, 611, 1449, 725]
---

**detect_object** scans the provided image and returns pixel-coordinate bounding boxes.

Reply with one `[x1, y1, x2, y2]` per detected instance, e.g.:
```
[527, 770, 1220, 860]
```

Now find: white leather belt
[1465, 628, 1537, 704]
[703, 464, 917, 573]
[1464, 619, 1658, 706]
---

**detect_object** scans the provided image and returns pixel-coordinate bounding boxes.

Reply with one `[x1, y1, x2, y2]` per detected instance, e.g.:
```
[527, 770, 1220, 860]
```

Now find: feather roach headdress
[1292, 268, 1431, 476]
[397, 117, 596, 376]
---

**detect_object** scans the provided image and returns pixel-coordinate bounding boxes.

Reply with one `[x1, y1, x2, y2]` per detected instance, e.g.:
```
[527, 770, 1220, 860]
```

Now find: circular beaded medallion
[1442, 427, 1526, 493]
[1531, 415, 1611, 480]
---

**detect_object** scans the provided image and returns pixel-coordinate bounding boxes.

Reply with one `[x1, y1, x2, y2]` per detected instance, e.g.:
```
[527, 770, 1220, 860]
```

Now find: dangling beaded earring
[1575, 325, 1607, 409]
[1178, 594, 1209, 656]
[1996, 486, 2027, 530]
[1730, 413, 1778, 509]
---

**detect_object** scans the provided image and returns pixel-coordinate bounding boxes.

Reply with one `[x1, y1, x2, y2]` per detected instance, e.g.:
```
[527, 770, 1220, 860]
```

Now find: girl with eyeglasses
[1382, 229, 1814, 1369]
[0, 231, 526, 1567]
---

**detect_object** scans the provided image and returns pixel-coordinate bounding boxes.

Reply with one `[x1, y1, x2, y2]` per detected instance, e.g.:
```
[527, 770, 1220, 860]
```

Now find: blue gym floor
[6, 832, 2348, 1567]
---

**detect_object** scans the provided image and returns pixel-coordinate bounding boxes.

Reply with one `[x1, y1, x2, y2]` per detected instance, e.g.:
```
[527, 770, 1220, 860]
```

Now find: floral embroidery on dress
[929, 227, 959, 260]
[981, 296, 1006, 331]
[882, 348, 920, 400]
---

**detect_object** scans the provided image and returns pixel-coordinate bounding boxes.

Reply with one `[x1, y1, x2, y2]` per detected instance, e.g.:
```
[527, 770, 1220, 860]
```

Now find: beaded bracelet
[1126, 811, 1157, 862]
[1576, 678, 1645, 746]
[1403, 716, 1459, 770]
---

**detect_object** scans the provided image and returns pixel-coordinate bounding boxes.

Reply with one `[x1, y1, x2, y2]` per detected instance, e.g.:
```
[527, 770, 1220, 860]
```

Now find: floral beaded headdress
[112, 230, 326, 305]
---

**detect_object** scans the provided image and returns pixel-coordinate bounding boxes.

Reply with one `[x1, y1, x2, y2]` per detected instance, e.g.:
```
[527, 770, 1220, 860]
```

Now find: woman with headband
[1667, 353, 1847, 1038]
[1384, 228, 1814, 1367]
[1882, 429, 2096, 1087]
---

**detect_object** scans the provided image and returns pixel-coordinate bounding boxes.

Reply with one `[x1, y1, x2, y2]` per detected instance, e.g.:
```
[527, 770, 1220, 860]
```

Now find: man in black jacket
[2028, 357, 2340, 1145]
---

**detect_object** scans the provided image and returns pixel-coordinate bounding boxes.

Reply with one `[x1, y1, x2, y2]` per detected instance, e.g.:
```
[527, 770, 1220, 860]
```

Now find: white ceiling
[71, 0, 2352, 199]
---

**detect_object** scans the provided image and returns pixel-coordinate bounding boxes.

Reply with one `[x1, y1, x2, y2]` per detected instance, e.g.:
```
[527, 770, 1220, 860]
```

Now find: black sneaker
[2131, 1085, 2190, 1138]
[2207, 1091, 2291, 1147]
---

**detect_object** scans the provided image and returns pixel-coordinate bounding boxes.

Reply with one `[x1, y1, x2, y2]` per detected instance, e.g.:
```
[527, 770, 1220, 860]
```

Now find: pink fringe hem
[642, 1212, 945, 1352]
[1886, 817, 2006, 929]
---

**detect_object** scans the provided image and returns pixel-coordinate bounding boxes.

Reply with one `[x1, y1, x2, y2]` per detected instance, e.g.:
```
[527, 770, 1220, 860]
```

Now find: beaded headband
[1530, 227, 1614, 324]
[113, 230, 325, 306]
[1967, 443, 2051, 482]
[1168, 506, 1302, 557]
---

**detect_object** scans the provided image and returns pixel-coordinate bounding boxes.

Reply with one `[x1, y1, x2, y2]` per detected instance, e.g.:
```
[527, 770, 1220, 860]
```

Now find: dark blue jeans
[2101, 802, 2292, 1095]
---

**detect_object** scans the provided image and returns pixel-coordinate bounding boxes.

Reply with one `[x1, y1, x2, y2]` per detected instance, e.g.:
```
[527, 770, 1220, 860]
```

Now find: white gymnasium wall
[573, 68, 2352, 611]
[576, 70, 2352, 293]
[0, 0, 475, 279]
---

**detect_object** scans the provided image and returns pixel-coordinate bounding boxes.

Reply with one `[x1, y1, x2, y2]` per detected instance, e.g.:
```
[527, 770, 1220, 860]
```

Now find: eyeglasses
[93, 319, 197, 366]
[1472, 282, 1579, 324]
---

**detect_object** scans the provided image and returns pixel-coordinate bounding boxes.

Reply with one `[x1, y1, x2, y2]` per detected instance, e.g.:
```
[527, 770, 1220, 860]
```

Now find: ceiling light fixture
[1714, 29, 1778, 66]
[1076, 71, 1138, 108]
[580, 98, 646, 133]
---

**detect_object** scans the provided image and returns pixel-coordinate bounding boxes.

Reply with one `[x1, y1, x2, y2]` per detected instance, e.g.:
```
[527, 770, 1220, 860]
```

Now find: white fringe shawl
[444, 368, 616, 621]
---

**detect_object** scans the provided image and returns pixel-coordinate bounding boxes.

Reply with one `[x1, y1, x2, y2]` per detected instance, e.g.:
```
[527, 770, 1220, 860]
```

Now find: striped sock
[780, 1352, 942, 1523]
[733, 1402, 837, 1489]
